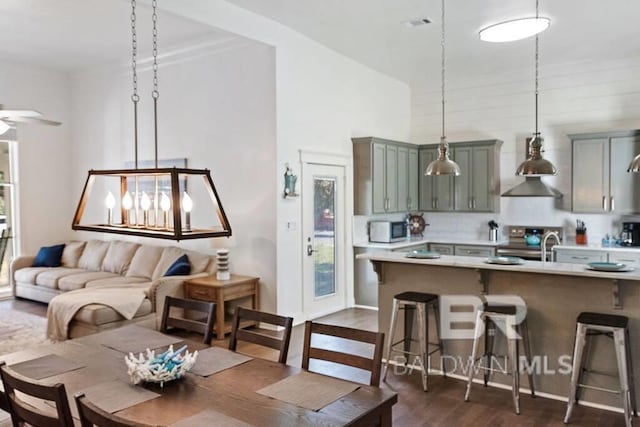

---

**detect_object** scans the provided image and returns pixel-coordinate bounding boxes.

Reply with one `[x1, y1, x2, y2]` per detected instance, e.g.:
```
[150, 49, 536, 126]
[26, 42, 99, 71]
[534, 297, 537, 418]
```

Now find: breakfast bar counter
[357, 252, 640, 410]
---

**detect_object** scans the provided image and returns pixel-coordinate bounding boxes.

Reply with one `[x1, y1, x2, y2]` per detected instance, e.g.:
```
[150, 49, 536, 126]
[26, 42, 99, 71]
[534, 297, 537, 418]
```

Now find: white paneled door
[302, 163, 346, 318]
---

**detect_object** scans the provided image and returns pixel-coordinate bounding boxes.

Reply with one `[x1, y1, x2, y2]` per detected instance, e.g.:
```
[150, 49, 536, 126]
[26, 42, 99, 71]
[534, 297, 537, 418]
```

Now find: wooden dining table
[0, 326, 397, 426]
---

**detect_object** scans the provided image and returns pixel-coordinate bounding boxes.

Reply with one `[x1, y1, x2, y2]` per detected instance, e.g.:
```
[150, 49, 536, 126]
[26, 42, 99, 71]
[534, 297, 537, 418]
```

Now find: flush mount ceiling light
[479, 16, 550, 42]
[425, 0, 461, 176]
[72, 0, 231, 240]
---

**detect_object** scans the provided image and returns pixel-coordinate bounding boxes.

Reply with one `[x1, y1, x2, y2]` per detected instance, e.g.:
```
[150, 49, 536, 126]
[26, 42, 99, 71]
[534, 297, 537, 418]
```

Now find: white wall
[70, 38, 278, 310]
[411, 54, 640, 243]
[155, 0, 411, 320]
[0, 60, 72, 255]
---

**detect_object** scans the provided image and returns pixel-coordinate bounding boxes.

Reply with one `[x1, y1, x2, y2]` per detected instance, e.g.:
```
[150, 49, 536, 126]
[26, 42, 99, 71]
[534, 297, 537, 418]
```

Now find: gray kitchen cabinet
[418, 147, 454, 211]
[398, 146, 419, 212]
[571, 130, 640, 214]
[553, 248, 607, 264]
[453, 141, 501, 212]
[353, 137, 419, 214]
[608, 251, 640, 267]
[428, 243, 454, 255]
[419, 140, 501, 212]
[454, 245, 495, 258]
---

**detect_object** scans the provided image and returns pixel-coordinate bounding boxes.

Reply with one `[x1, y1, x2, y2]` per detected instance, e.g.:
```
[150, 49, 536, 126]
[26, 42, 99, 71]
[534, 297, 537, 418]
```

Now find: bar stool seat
[564, 312, 637, 427]
[464, 301, 535, 415]
[382, 291, 445, 391]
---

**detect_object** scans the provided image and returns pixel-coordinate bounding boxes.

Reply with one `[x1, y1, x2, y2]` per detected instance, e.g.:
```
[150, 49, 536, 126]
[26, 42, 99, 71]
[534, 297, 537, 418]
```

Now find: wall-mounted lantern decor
[283, 163, 298, 198]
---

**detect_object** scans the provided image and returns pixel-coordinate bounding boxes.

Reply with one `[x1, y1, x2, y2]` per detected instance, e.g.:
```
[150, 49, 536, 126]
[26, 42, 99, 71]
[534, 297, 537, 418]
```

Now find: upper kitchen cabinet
[453, 140, 502, 212]
[571, 130, 640, 214]
[419, 146, 454, 211]
[419, 140, 501, 212]
[353, 137, 418, 214]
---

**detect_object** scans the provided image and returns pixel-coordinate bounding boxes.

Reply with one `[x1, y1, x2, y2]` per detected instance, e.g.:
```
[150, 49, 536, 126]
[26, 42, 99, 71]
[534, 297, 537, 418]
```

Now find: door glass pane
[313, 177, 336, 298]
[0, 140, 14, 291]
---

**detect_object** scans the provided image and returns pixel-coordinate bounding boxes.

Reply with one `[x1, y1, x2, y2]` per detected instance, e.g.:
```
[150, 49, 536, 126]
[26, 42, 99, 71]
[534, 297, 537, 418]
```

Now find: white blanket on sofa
[46, 285, 148, 341]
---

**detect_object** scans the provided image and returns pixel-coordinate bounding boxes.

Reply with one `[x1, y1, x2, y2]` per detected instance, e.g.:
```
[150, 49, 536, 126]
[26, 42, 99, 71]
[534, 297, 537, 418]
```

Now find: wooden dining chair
[74, 393, 156, 427]
[302, 321, 385, 386]
[160, 296, 216, 345]
[228, 307, 294, 364]
[0, 361, 74, 427]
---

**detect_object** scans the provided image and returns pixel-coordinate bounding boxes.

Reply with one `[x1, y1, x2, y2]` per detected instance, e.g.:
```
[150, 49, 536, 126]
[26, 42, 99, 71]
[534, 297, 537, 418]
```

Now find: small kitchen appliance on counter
[368, 220, 408, 243]
[621, 222, 640, 247]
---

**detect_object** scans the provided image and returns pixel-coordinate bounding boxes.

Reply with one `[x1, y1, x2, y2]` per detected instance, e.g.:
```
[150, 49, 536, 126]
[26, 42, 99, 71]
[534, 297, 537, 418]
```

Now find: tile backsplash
[354, 196, 639, 246]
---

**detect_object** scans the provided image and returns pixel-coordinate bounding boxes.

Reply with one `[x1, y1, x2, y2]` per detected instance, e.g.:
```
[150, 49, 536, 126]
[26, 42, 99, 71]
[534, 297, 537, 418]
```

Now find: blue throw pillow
[32, 244, 66, 267]
[164, 254, 191, 276]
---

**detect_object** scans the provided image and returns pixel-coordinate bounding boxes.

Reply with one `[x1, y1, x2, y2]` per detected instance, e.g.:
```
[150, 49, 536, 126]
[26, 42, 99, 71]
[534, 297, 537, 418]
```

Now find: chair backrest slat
[160, 296, 215, 345]
[75, 393, 156, 427]
[0, 361, 74, 427]
[302, 321, 385, 387]
[228, 307, 293, 364]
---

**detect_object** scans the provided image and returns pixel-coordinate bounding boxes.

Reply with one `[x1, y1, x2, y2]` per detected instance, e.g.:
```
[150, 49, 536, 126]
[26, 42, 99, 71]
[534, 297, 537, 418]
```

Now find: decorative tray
[586, 262, 634, 272]
[405, 250, 441, 259]
[484, 256, 525, 265]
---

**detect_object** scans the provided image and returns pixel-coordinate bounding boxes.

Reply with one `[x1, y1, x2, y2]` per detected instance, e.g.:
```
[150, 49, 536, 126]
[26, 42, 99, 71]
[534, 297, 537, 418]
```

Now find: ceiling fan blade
[7, 116, 61, 126]
[0, 110, 42, 119]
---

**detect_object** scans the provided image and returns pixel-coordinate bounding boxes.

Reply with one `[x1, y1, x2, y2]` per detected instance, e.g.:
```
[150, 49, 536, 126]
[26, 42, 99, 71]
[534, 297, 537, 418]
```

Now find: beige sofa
[10, 239, 216, 338]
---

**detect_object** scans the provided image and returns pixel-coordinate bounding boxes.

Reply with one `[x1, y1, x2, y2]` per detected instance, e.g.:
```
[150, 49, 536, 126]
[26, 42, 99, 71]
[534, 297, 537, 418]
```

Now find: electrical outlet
[286, 221, 297, 231]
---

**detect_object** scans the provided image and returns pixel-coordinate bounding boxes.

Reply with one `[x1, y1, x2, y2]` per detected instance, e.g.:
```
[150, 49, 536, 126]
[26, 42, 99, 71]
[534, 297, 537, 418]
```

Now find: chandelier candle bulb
[160, 192, 171, 229]
[140, 192, 151, 227]
[182, 191, 193, 232]
[122, 191, 133, 225]
[105, 191, 116, 225]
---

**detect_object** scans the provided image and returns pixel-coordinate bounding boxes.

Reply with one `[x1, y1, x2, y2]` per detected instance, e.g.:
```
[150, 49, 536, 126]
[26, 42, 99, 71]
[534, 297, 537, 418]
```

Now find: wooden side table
[184, 274, 260, 338]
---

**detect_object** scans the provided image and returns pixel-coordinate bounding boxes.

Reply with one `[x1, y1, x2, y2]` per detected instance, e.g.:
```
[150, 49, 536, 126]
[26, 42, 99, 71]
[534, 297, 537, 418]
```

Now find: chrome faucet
[541, 231, 561, 262]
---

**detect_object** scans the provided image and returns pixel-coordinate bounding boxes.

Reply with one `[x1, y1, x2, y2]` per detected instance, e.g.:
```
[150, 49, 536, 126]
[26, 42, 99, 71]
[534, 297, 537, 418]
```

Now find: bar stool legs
[383, 292, 444, 392]
[465, 307, 535, 415]
[564, 312, 637, 427]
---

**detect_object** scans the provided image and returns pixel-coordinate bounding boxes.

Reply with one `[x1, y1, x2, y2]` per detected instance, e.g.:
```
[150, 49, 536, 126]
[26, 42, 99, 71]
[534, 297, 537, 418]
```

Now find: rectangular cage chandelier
[72, 167, 231, 241]
[71, 1, 231, 241]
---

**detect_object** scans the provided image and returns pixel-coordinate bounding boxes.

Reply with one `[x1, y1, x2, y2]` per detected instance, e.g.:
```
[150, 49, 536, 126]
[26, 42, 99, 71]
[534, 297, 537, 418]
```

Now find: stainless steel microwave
[369, 221, 407, 243]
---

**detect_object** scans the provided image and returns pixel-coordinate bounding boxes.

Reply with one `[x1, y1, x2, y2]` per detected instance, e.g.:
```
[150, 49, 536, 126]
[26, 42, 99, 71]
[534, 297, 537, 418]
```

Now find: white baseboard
[353, 304, 378, 311]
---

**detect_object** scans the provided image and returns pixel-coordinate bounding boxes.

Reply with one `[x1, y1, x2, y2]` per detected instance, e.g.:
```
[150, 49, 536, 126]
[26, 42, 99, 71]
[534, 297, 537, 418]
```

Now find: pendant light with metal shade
[502, 0, 561, 198]
[628, 154, 640, 173]
[425, 0, 461, 177]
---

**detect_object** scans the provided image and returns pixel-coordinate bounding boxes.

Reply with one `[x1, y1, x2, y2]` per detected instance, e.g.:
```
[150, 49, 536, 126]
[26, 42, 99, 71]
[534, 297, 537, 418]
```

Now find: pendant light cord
[441, 0, 446, 143]
[152, 0, 159, 169]
[130, 0, 139, 169]
[534, 0, 539, 137]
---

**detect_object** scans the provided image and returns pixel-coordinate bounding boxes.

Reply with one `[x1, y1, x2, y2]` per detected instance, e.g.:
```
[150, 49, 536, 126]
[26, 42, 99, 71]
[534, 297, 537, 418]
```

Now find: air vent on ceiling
[403, 18, 431, 27]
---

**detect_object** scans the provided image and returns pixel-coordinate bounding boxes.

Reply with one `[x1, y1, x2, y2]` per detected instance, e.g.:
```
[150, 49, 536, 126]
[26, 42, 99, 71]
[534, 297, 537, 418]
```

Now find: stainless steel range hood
[501, 176, 562, 198]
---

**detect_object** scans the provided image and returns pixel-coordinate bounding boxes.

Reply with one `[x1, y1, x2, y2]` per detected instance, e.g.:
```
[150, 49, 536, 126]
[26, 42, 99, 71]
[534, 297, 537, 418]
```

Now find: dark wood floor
[0, 299, 629, 426]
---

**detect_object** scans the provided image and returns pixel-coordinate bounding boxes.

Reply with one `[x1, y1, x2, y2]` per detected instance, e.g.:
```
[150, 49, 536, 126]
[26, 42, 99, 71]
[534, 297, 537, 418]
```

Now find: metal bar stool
[464, 303, 535, 415]
[564, 312, 637, 427]
[382, 291, 445, 391]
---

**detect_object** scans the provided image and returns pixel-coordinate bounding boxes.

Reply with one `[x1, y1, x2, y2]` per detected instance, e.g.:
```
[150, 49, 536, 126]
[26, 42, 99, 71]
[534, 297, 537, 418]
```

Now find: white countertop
[353, 236, 507, 250]
[356, 251, 640, 281]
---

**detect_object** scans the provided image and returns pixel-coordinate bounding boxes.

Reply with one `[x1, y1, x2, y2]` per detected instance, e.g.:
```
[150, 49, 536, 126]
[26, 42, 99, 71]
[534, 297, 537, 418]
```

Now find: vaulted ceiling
[1, 0, 638, 88]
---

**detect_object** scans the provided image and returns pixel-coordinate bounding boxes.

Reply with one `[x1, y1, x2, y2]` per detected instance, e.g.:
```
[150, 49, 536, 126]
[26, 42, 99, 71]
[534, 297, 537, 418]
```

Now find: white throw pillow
[102, 241, 140, 274]
[127, 245, 165, 279]
[61, 241, 86, 268]
[77, 240, 110, 271]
